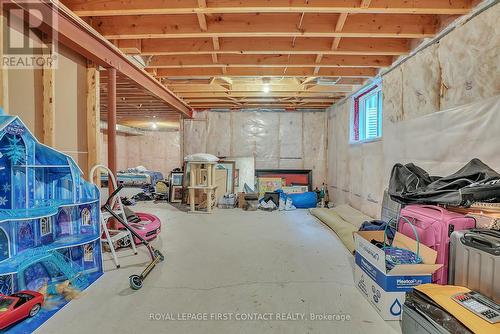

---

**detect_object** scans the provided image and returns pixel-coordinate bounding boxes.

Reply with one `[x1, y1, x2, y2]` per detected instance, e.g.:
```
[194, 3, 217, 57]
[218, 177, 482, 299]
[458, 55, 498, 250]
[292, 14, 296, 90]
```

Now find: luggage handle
[385, 216, 420, 258]
[463, 233, 500, 249]
[415, 205, 446, 219]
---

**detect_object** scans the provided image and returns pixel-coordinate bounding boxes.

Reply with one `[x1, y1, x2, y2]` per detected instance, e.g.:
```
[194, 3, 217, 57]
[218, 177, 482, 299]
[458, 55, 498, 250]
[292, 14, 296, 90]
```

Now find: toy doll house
[0, 112, 102, 332]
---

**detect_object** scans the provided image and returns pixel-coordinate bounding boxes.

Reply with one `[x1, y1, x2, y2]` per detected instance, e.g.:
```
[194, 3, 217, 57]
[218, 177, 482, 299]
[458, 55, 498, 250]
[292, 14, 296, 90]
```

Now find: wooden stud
[42, 56, 55, 146]
[0, 14, 8, 114]
[107, 68, 117, 182]
[86, 64, 100, 181]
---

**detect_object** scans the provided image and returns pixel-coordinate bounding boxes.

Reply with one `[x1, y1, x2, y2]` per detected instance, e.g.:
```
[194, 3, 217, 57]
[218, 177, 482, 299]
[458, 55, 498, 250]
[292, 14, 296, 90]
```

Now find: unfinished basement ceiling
[61, 0, 476, 111]
[100, 71, 182, 129]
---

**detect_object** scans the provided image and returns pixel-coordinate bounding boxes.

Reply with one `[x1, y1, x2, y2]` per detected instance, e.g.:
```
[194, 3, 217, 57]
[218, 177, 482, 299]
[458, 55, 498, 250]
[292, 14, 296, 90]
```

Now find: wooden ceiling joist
[136, 37, 411, 56]
[168, 85, 357, 93]
[146, 54, 394, 68]
[90, 13, 440, 40]
[99, 70, 180, 121]
[59, 0, 473, 113]
[65, 0, 471, 16]
[154, 67, 378, 78]
[173, 93, 346, 99]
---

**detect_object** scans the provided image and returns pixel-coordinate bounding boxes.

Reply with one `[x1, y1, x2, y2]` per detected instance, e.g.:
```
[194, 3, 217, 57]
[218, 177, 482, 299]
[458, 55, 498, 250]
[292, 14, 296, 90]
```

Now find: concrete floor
[36, 203, 401, 334]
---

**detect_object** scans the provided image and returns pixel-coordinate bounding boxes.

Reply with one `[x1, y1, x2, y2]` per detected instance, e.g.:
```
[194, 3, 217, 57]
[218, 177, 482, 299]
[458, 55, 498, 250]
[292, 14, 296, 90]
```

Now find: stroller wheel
[154, 249, 165, 262]
[129, 275, 143, 290]
[118, 236, 131, 248]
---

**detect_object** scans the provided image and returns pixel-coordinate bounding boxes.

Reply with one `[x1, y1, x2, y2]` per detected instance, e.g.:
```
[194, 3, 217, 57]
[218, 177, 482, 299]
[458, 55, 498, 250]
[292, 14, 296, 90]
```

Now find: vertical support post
[42, 59, 55, 146]
[107, 67, 117, 192]
[0, 13, 8, 114]
[86, 64, 100, 182]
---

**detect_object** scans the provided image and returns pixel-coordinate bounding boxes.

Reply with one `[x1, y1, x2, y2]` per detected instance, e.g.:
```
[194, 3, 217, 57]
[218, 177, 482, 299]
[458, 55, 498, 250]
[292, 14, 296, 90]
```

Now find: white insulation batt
[327, 4, 500, 218]
[183, 111, 327, 188]
[329, 96, 500, 218]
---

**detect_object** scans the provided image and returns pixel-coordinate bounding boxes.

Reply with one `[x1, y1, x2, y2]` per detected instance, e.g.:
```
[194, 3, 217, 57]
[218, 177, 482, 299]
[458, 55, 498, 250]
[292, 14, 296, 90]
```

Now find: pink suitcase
[398, 205, 475, 284]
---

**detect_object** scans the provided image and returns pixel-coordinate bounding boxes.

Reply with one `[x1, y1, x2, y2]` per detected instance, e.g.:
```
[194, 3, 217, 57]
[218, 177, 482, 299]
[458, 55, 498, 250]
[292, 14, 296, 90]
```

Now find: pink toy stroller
[123, 207, 162, 244]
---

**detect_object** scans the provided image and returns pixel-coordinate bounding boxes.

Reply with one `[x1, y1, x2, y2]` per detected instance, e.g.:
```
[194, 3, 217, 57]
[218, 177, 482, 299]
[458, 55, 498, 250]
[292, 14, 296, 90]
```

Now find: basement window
[350, 81, 382, 143]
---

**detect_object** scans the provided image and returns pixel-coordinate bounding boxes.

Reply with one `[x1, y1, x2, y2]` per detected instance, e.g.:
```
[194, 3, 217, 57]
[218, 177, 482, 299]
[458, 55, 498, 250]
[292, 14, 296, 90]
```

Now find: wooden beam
[155, 67, 378, 77]
[92, 13, 439, 40]
[139, 37, 410, 56]
[148, 54, 393, 68]
[14, 1, 193, 118]
[86, 64, 100, 180]
[64, 0, 472, 16]
[42, 59, 55, 146]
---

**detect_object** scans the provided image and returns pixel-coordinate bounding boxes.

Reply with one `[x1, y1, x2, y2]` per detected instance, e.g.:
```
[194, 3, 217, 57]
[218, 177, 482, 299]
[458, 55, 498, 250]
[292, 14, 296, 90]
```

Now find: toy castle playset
[0, 111, 103, 333]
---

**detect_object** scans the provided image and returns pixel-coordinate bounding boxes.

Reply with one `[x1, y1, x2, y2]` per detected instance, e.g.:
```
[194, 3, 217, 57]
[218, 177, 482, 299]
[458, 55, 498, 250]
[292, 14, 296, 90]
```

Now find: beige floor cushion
[310, 205, 374, 253]
[331, 204, 373, 229]
[310, 208, 359, 253]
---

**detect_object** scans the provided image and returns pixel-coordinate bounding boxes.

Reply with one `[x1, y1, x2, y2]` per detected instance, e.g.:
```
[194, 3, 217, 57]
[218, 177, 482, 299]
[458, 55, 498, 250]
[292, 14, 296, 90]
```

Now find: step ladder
[90, 164, 137, 268]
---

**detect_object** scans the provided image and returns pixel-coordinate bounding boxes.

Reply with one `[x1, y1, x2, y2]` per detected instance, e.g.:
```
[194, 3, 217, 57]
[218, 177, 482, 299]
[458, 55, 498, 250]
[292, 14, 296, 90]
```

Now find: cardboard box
[257, 177, 283, 197]
[237, 192, 246, 209]
[354, 231, 442, 320]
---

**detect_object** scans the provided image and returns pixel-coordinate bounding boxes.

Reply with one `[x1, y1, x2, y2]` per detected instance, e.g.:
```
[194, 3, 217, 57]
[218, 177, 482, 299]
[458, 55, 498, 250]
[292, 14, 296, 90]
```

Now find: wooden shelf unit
[187, 161, 218, 214]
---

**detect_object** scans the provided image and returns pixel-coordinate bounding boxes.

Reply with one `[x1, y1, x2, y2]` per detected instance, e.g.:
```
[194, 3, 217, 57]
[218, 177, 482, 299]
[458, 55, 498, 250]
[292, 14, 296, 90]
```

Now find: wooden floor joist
[147, 54, 394, 68]
[90, 13, 440, 40]
[64, 0, 471, 16]
[154, 67, 378, 78]
[136, 37, 411, 56]
[57, 0, 474, 115]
